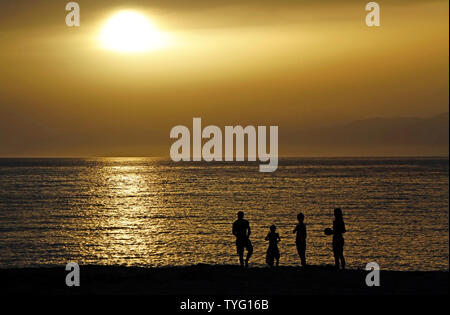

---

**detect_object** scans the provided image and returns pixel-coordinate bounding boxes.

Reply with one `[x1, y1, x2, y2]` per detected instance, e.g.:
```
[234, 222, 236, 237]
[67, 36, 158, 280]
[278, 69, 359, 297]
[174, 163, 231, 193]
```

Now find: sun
[99, 11, 168, 53]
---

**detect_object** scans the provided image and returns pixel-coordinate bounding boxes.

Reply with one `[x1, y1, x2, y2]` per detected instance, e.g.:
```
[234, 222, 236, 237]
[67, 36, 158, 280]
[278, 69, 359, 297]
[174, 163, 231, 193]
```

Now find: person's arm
[265, 233, 269, 241]
[293, 225, 298, 234]
[277, 234, 281, 242]
[232, 222, 237, 237]
[341, 222, 346, 234]
[247, 224, 251, 238]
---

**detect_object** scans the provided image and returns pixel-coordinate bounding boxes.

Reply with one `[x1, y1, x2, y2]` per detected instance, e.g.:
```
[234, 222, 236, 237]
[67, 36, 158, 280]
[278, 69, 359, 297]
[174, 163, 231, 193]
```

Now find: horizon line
[0, 154, 448, 159]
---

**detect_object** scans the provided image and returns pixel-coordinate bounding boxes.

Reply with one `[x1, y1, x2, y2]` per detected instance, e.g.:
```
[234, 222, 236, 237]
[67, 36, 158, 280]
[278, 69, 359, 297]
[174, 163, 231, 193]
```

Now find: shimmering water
[0, 158, 448, 271]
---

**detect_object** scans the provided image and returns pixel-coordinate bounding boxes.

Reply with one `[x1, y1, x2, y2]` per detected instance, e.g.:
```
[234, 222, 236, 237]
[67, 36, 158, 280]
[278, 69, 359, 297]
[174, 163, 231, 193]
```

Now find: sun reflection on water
[87, 160, 165, 266]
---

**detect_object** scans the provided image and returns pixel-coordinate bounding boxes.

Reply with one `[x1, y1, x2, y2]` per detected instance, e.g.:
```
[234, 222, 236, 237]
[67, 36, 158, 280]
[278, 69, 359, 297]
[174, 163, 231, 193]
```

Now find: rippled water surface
[0, 158, 448, 271]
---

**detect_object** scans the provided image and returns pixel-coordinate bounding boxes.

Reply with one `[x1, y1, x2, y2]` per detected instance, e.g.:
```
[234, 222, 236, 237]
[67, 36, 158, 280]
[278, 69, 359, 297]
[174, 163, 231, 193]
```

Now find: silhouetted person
[265, 225, 281, 267]
[293, 213, 307, 266]
[232, 211, 253, 267]
[332, 208, 346, 269]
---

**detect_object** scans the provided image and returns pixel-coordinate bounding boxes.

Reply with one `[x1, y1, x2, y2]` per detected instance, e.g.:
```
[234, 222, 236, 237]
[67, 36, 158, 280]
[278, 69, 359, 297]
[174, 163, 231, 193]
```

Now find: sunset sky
[0, 0, 448, 157]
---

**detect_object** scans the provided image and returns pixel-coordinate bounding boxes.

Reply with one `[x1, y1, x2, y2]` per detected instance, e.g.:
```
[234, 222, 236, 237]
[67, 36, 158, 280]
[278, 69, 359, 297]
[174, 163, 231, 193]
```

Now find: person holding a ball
[332, 208, 346, 269]
[324, 208, 346, 269]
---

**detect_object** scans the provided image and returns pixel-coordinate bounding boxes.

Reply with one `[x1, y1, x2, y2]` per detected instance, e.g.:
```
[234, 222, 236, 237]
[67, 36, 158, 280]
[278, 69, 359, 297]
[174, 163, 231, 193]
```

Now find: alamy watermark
[366, 2, 381, 27]
[65, 262, 80, 286]
[65, 2, 80, 27]
[64, 2, 381, 29]
[170, 118, 278, 172]
[365, 262, 380, 286]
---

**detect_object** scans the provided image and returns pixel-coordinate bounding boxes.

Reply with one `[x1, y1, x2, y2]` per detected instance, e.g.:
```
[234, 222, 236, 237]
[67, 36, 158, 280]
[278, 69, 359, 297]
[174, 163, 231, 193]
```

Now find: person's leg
[296, 243, 301, 263]
[340, 242, 345, 269]
[275, 251, 280, 267]
[245, 240, 253, 267]
[236, 241, 244, 266]
[334, 255, 339, 269]
[300, 242, 307, 266]
[333, 242, 340, 269]
[266, 252, 273, 267]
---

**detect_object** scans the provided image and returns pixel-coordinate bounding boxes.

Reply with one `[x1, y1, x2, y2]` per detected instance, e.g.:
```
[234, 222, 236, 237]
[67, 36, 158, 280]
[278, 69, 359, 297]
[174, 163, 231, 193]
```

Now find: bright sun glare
[99, 11, 168, 53]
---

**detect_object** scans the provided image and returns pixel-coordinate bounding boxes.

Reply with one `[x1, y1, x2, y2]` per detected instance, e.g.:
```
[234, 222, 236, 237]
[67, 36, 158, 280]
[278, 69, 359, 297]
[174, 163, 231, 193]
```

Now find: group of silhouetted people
[232, 208, 346, 269]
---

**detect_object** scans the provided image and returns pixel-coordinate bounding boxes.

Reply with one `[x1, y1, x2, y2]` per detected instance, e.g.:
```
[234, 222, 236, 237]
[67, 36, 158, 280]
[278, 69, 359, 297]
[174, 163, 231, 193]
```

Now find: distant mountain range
[288, 113, 449, 156]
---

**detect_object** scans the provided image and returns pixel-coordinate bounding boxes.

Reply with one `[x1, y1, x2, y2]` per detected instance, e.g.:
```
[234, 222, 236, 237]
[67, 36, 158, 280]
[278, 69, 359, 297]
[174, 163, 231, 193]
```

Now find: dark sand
[1, 264, 448, 295]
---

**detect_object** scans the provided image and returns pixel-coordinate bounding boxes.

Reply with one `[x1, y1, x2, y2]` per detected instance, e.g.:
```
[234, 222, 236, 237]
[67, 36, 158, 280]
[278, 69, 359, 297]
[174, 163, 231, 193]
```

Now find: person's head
[237, 211, 244, 219]
[297, 213, 304, 223]
[270, 225, 276, 233]
[334, 208, 343, 219]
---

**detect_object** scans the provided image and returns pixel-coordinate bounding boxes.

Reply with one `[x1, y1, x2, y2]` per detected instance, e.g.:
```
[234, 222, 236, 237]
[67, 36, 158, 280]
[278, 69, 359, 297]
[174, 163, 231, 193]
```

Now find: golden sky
[0, 0, 448, 156]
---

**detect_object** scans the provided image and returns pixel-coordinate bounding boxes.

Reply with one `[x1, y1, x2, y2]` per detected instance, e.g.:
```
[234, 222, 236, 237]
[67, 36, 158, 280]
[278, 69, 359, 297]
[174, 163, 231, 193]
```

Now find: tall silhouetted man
[232, 211, 253, 267]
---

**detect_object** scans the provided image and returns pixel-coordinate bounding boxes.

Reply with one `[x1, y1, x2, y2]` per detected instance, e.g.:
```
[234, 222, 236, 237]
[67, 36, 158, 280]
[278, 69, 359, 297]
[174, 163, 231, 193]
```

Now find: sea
[0, 157, 448, 271]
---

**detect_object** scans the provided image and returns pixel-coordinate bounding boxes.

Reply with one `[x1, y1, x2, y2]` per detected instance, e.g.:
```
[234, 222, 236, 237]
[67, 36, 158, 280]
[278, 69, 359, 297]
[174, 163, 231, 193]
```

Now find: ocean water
[0, 157, 448, 271]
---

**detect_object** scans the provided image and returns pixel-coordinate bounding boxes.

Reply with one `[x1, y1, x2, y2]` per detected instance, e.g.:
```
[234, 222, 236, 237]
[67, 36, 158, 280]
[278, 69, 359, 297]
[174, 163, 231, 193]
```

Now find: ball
[324, 228, 333, 236]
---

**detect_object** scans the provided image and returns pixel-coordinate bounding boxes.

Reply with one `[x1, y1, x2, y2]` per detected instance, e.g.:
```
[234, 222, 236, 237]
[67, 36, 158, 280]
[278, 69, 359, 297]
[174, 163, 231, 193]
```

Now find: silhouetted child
[332, 208, 346, 269]
[293, 213, 307, 266]
[265, 225, 281, 267]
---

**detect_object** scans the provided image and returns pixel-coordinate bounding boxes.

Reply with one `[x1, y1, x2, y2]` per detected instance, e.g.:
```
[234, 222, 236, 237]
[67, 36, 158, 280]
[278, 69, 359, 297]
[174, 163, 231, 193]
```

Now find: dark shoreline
[1, 264, 448, 295]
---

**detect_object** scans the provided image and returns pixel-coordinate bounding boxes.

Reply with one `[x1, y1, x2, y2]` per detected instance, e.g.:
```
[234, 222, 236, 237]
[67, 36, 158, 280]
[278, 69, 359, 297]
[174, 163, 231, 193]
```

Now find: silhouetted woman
[332, 208, 346, 269]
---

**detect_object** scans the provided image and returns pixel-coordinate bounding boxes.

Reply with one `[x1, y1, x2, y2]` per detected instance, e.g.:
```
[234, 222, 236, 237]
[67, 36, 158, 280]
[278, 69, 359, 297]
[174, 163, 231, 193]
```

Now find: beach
[2, 264, 448, 295]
